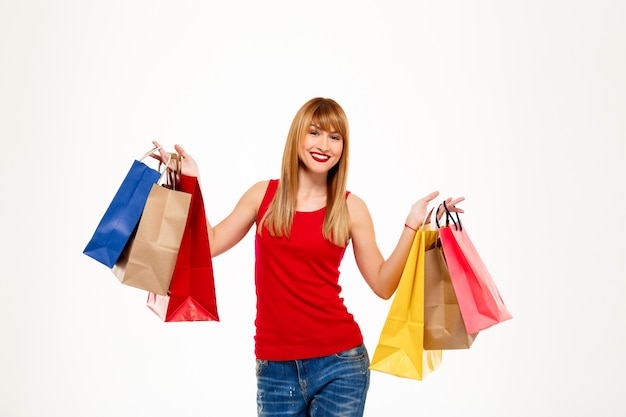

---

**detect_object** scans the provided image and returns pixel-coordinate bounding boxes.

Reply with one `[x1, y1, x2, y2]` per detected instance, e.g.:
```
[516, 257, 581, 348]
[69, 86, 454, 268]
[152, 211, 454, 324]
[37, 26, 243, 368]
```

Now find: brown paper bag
[423, 238, 478, 349]
[112, 182, 191, 295]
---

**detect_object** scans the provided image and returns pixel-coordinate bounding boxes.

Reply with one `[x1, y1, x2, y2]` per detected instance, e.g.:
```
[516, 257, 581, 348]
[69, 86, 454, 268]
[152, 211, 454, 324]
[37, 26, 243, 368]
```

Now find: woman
[154, 97, 464, 417]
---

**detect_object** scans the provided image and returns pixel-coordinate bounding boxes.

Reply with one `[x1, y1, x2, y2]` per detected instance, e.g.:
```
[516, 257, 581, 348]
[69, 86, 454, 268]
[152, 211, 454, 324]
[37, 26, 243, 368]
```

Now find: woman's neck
[296, 170, 327, 211]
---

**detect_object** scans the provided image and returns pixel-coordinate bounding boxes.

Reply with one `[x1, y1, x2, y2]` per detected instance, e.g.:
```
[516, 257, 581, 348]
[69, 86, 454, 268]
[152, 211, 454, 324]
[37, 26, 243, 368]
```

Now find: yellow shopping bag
[369, 227, 442, 380]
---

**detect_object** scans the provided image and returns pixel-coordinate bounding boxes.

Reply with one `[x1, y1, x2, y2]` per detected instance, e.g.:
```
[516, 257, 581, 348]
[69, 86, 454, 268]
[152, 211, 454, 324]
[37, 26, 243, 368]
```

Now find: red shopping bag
[147, 172, 219, 322]
[437, 202, 511, 333]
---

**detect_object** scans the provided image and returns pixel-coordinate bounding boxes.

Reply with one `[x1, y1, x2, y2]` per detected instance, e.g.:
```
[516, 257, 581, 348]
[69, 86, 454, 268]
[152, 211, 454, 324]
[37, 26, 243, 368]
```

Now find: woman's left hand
[405, 193, 465, 230]
[433, 196, 465, 224]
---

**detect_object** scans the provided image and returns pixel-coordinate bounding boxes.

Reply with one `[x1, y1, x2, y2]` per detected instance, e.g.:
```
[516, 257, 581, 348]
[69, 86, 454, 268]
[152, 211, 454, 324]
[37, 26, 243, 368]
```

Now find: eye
[330, 135, 341, 141]
[310, 129, 319, 136]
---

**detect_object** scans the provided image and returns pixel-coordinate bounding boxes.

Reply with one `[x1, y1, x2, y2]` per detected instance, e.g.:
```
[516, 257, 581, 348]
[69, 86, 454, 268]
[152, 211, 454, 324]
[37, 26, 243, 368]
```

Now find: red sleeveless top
[254, 180, 363, 360]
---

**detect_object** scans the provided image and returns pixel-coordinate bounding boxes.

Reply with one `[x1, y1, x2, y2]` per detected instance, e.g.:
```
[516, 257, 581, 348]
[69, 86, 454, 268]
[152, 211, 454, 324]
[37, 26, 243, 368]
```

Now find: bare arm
[207, 180, 268, 257]
[348, 192, 464, 299]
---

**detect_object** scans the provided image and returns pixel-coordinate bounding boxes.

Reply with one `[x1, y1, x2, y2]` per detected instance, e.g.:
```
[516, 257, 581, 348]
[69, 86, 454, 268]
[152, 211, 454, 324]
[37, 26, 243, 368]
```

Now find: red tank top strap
[257, 179, 279, 223]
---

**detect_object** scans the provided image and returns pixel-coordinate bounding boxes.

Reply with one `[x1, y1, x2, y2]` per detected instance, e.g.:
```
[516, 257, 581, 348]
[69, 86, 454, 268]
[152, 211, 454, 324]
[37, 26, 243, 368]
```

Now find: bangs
[312, 104, 348, 138]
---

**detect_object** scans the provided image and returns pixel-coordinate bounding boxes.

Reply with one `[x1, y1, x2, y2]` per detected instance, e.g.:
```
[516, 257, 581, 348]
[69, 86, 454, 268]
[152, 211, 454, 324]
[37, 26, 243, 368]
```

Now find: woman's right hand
[151, 140, 201, 179]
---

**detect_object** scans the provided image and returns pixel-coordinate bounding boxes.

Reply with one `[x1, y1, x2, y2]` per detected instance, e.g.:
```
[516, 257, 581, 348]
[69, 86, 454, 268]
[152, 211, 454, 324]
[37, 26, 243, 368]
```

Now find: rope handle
[158, 152, 181, 190]
[436, 200, 462, 231]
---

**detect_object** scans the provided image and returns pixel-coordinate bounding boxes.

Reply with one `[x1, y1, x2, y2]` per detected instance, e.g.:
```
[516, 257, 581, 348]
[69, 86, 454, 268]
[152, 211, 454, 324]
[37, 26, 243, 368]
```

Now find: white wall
[1, 1, 624, 416]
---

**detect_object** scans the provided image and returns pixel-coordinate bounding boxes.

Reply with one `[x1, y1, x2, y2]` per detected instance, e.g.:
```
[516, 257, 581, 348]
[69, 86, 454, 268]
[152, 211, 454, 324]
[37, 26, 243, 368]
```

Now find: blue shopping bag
[83, 147, 164, 268]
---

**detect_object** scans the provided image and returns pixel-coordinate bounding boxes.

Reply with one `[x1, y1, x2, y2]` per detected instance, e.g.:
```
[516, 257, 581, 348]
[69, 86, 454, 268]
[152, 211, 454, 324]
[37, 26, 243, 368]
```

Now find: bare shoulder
[241, 180, 271, 207]
[248, 179, 271, 195]
[347, 193, 371, 223]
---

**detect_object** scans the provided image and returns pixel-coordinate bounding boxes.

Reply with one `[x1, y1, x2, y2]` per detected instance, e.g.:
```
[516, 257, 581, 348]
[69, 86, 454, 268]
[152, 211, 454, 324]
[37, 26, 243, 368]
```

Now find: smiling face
[298, 121, 344, 176]
[279, 98, 350, 190]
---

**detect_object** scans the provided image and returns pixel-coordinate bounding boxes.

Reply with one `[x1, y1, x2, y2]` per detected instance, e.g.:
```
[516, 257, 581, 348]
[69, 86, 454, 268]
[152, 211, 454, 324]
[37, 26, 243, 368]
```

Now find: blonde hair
[260, 97, 350, 246]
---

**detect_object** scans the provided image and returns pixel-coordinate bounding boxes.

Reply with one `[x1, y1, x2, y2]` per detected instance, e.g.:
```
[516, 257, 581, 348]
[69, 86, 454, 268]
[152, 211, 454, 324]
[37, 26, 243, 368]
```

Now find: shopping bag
[437, 201, 512, 333]
[83, 147, 163, 268]
[146, 173, 219, 322]
[369, 226, 442, 380]
[423, 228, 478, 349]
[112, 154, 191, 295]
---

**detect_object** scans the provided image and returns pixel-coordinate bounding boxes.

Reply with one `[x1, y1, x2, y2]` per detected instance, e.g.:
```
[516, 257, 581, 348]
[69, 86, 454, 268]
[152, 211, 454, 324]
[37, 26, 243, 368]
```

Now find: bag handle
[156, 154, 174, 186]
[421, 206, 445, 249]
[139, 146, 162, 161]
[158, 152, 181, 190]
[134, 145, 175, 189]
[434, 204, 446, 229]
[436, 200, 462, 231]
[420, 206, 435, 230]
[138, 145, 174, 174]
[138, 145, 174, 182]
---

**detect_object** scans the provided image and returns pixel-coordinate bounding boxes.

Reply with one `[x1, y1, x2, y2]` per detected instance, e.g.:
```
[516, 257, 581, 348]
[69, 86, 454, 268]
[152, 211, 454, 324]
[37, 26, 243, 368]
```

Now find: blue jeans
[256, 344, 370, 417]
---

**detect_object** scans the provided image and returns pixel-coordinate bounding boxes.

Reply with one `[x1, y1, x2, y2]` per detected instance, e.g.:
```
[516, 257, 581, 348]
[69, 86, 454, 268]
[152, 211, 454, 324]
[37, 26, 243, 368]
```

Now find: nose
[316, 133, 330, 151]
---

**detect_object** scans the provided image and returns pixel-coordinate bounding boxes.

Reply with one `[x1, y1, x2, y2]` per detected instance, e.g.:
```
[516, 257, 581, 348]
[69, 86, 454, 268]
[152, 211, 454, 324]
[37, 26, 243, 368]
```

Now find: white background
[1, 1, 625, 416]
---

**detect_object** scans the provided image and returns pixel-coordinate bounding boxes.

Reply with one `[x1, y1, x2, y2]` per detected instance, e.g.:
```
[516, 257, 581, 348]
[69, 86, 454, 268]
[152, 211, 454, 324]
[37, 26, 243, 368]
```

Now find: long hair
[260, 97, 351, 246]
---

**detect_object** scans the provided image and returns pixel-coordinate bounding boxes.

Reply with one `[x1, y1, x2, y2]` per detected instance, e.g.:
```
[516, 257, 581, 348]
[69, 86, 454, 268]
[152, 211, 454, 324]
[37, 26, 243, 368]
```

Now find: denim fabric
[256, 344, 370, 417]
